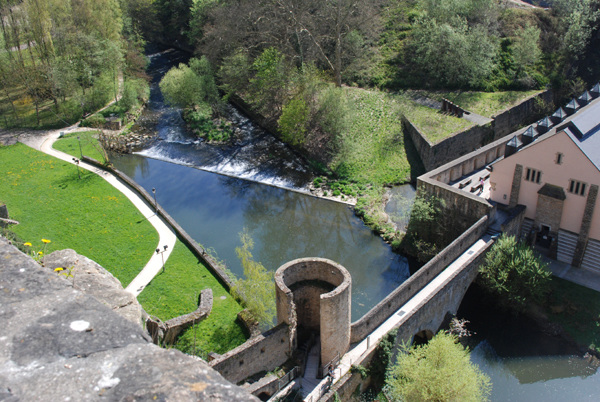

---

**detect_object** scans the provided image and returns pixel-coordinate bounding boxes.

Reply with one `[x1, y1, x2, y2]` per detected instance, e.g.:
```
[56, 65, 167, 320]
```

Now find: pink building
[489, 93, 600, 270]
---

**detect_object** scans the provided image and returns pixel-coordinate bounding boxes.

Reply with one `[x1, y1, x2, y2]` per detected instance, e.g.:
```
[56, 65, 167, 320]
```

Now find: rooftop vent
[521, 126, 537, 145]
[550, 107, 567, 124]
[591, 83, 600, 99]
[565, 98, 580, 115]
[536, 116, 552, 134]
[578, 90, 592, 106]
[504, 135, 521, 158]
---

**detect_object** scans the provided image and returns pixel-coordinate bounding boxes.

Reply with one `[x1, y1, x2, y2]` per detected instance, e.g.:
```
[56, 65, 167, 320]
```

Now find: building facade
[489, 95, 600, 270]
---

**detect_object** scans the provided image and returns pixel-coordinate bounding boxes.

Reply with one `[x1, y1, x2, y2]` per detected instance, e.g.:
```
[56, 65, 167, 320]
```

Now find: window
[556, 153, 563, 165]
[525, 167, 541, 184]
[568, 179, 587, 196]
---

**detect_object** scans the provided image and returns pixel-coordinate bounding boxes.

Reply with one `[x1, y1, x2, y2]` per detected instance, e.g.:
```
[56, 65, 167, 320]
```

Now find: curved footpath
[18, 125, 176, 297]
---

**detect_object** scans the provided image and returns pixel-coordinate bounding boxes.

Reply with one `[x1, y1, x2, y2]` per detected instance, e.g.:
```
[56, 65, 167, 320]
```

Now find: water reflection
[111, 155, 414, 319]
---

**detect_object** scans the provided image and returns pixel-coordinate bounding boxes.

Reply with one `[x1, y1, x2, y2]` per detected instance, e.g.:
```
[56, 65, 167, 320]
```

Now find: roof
[562, 100, 600, 170]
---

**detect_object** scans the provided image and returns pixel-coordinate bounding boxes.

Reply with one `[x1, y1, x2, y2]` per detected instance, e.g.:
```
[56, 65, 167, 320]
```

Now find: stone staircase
[581, 238, 600, 271]
[300, 338, 321, 398]
[557, 230, 578, 264]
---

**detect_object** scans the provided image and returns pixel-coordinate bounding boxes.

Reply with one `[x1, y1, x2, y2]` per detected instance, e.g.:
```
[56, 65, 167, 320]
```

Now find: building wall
[489, 131, 600, 240]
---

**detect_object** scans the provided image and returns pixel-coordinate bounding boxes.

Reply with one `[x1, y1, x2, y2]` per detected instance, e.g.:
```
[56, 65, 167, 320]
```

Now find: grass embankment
[0, 143, 157, 285]
[53, 136, 247, 354]
[137, 241, 246, 356]
[545, 277, 600, 353]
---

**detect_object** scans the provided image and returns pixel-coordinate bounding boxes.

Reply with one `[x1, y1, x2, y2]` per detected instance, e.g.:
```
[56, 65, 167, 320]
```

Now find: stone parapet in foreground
[0, 237, 257, 401]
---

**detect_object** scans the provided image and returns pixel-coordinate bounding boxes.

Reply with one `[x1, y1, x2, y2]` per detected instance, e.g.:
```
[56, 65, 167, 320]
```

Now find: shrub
[80, 114, 106, 128]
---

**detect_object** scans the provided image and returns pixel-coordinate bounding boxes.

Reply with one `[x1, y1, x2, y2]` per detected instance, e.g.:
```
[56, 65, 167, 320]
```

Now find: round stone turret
[275, 257, 351, 370]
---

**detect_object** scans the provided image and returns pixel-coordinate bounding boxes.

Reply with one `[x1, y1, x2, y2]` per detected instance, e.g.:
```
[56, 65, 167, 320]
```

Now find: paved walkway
[19, 126, 177, 297]
[545, 257, 600, 293]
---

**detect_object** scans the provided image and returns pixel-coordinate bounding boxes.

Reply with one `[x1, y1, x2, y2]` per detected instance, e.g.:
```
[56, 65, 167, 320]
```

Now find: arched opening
[413, 329, 434, 346]
[257, 392, 271, 401]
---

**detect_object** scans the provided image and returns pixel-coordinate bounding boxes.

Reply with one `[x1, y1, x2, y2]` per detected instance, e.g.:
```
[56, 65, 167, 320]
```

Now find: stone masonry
[0, 238, 257, 401]
[509, 164, 523, 208]
[573, 184, 599, 267]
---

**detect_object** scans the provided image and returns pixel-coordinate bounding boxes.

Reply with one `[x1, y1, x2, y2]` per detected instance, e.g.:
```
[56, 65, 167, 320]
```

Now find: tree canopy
[386, 332, 491, 401]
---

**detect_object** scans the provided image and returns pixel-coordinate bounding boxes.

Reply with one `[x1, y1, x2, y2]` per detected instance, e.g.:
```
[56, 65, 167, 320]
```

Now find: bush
[478, 234, 551, 311]
[80, 114, 106, 128]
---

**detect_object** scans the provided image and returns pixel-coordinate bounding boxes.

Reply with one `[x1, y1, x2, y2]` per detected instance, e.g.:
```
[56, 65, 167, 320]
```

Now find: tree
[278, 97, 309, 146]
[231, 230, 276, 330]
[478, 234, 551, 311]
[553, 0, 600, 60]
[386, 332, 491, 402]
[159, 57, 220, 111]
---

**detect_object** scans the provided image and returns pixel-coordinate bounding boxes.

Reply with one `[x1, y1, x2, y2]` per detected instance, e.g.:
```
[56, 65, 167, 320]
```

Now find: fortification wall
[209, 323, 291, 384]
[492, 90, 553, 138]
[406, 90, 552, 171]
[350, 215, 489, 343]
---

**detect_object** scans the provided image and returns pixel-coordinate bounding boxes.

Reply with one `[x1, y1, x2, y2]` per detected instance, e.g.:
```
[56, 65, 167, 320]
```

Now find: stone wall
[209, 323, 291, 384]
[499, 205, 527, 237]
[492, 90, 553, 138]
[0, 237, 257, 401]
[350, 215, 489, 343]
[406, 90, 553, 171]
[146, 288, 213, 345]
[82, 156, 235, 290]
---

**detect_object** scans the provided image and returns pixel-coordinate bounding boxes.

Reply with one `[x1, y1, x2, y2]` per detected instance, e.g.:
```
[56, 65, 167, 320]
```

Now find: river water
[111, 47, 416, 320]
[114, 46, 600, 398]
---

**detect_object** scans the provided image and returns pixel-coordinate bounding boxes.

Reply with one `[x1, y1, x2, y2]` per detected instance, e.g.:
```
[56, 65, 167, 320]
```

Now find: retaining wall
[81, 156, 234, 290]
[209, 323, 291, 384]
[349, 215, 489, 343]
[407, 90, 552, 171]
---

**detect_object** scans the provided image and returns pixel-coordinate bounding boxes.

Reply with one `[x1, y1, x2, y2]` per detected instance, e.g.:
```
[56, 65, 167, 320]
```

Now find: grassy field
[334, 88, 415, 185]
[53, 131, 108, 163]
[398, 95, 474, 144]
[0, 143, 157, 286]
[137, 240, 246, 356]
[545, 277, 600, 352]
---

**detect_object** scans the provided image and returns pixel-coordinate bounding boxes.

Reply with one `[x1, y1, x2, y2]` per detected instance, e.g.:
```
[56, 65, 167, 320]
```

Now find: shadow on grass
[52, 169, 97, 189]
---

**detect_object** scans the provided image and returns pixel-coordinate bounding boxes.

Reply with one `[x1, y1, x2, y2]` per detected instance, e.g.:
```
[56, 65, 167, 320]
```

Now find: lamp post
[156, 245, 168, 273]
[77, 136, 82, 158]
[152, 188, 157, 213]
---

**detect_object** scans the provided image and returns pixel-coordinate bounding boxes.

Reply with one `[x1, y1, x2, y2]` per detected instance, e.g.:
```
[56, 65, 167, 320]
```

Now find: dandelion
[42, 239, 51, 244]
[54, 267, 64, 272]
[24, 242, 32, 247]
[38, 251, 43, 255]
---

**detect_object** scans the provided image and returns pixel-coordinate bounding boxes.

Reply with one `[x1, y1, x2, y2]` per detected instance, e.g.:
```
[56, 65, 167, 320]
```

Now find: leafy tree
[278, 97, 310, 146]
[478, 234, 551, 311]
[218, 49, 251, 99]
[159, 57, 220, 112]
[553, 0, 600, 59]
[386, 332, 491, 402]
[512, 24, 542, 74]
[401, 194, 447, 262]
[249, 47, 288, 117]
[231, 230, 276, 330]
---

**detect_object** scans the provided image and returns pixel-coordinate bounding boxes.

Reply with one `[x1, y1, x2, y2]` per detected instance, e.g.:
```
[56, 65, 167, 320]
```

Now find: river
[116, 46, 599, 399]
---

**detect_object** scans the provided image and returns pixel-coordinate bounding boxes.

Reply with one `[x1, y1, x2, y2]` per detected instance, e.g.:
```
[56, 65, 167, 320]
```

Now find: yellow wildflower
[54, 267, 64, 272]
[38, 251, 43, 255]
[24, 242, 32, 247]
[42, 239, 51, 244]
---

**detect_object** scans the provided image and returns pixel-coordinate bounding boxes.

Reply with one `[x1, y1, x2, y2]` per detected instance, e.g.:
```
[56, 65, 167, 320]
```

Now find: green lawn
[545, 277, 600, 352]
[53, 130, 108, 163]
[137, 240, 246, 356]
[0, 143, 158, 286]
